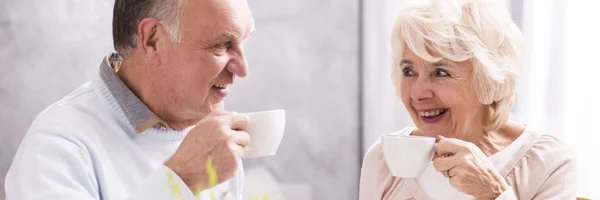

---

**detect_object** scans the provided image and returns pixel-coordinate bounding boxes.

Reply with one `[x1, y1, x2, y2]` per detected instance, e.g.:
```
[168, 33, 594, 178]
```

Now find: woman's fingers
[435, 135, 472, 156]
[447, 167, 459, 178]
[434, 136, 473, 175]
[433, 154, 462, 172]
[449, 175, 461, 188]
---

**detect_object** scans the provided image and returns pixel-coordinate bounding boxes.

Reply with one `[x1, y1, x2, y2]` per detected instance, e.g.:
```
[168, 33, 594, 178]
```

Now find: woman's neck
[460, 121, 525, 157]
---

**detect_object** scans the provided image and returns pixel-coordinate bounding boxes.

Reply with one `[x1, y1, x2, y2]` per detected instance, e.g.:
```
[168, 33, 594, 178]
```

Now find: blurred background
[1, 0, 598, 199]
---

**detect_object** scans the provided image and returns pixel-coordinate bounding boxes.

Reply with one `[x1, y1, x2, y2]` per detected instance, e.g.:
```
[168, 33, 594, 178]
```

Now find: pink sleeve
[359, 139, 392, 200]
[511, 134, 578, 199]
[531, 139, 578, 200]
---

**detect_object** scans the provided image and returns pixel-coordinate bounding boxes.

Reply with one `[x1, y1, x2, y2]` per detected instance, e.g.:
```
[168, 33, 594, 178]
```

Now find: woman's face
[399, 49, 487, 137]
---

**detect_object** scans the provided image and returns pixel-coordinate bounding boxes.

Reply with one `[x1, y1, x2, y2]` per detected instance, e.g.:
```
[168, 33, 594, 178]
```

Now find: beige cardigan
[359, 128, 578, 200]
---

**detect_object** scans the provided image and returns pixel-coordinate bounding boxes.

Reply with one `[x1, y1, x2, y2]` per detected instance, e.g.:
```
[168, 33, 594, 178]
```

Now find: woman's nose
[410, 79, 434, 102]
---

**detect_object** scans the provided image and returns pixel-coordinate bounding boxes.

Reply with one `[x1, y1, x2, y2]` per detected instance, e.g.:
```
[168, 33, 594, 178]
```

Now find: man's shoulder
[28, 81, 116, 137]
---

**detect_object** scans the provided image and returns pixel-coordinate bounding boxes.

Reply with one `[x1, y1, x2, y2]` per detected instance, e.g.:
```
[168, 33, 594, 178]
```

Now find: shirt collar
[99, 53, 170, 133]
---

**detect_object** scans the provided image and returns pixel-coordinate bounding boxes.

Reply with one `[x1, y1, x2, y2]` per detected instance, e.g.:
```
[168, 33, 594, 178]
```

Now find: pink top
[359, 128, 578, 200]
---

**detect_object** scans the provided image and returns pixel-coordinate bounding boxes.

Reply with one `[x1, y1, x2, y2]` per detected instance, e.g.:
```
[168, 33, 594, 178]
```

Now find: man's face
[152, 0, 255, 122]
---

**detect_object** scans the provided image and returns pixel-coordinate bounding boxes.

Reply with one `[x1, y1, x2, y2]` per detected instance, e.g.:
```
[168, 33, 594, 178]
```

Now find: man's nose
[226, 46, 249, 78]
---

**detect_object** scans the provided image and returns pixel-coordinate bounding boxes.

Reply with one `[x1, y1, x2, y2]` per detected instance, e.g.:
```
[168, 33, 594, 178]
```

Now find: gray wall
[0, 1, 115, 198]
[0, 0, 360, 199]
[229, 1, 360, 200]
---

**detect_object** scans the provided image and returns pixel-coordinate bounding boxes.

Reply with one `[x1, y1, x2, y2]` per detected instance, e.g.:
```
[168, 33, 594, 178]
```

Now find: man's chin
[189, 102, 225, 117]
[209, 102, 225, 112]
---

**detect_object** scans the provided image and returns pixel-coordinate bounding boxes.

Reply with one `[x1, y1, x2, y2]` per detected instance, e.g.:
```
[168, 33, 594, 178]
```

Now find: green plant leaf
[167, 171, 182, 200]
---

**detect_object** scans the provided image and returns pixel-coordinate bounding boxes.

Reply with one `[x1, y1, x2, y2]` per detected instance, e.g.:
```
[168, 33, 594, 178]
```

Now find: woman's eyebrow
[432, 61, 447, 67]
[400, 59, 413, 66]
[431, 61, 460, 69]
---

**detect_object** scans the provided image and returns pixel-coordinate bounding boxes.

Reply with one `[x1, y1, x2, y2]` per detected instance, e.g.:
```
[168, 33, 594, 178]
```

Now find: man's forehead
[184, 0, 254, 38]
[185, 0, 251, 17]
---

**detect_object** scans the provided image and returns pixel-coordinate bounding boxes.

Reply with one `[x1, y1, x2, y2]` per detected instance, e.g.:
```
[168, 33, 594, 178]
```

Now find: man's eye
[215, 41, 232, 49]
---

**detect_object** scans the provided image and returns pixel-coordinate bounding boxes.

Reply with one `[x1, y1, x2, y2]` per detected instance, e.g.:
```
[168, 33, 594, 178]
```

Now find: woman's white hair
[390, 0, 525, 131]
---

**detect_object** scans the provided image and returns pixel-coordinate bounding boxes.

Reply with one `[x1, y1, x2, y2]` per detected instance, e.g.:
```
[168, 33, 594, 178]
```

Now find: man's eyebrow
[221, 28, 256, 41]
[221, 30, 241, 40]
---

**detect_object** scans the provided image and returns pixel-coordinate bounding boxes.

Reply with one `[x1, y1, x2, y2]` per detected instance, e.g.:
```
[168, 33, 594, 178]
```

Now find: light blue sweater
[4, 56, 243, 200]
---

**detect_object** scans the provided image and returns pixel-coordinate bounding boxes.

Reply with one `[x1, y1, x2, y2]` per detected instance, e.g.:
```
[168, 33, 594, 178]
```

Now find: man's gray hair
[112, 0, 183, 58]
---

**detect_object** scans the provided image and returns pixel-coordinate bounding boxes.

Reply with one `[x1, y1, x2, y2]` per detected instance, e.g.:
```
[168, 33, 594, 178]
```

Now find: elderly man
[4, 0, 255, 199]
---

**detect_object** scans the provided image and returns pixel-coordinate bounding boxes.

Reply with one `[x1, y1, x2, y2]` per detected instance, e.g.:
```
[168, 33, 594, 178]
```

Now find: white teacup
[381, 134, 436, 178]
[243, 109, 286, 158]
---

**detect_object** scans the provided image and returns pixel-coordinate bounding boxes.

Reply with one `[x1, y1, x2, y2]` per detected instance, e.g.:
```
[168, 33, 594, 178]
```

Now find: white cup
[381, 134, 436, 178]
[243, 109, 286, 158]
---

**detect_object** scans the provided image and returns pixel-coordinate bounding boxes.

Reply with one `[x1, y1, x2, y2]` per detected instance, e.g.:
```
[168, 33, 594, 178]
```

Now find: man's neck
[117, 58, 199, 131]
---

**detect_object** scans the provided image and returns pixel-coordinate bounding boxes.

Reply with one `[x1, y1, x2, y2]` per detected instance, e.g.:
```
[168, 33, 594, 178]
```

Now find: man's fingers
[229, 143, 246, 158]
[221, 113, 249, 130]
[206, 110, 233, 118]
[232, 113, 249, 130]
[230, 130, 250, 148]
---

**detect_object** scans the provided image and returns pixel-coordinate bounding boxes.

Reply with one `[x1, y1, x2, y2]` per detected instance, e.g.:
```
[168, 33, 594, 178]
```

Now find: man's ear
[136, 18, 161, 65]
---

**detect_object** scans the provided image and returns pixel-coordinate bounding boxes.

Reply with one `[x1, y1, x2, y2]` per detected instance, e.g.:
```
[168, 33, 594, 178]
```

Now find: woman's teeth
[419, 109, 448, 118]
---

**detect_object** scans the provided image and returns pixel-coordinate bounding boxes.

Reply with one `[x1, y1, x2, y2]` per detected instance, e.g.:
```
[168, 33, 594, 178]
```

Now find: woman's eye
[434, 69, 450, 77]
[403, 67, 415, 77]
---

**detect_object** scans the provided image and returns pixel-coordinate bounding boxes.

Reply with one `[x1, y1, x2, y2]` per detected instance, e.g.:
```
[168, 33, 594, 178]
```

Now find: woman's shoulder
[363, 138, 385, 169]
[527, 130, 576, 163]
[360, 129, 413, 200]
[514, 128, 577, 174]
[506, 129, 578, 199]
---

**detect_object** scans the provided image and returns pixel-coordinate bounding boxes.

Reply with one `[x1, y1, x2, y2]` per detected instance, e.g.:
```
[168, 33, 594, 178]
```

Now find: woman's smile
[418, 108, 450, 123]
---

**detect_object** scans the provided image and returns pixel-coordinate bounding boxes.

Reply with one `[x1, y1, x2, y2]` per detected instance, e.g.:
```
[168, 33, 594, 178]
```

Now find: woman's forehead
[401, 47, 471, 71]
[402, 47, 443, 63]
[401, 46, 471, 66]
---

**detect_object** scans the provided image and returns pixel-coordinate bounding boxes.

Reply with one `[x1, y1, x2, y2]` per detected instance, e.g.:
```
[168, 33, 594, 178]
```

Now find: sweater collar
[99, 53, 170, 133]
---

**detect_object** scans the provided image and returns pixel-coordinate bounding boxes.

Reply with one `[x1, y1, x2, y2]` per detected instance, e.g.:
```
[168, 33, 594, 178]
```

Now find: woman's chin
[421, 132, 439, 138]
[415, 126, 448, 137]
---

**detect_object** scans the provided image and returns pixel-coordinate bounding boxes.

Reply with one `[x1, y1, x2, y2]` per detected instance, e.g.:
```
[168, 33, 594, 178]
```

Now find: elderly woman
[359, 0, 577, 199]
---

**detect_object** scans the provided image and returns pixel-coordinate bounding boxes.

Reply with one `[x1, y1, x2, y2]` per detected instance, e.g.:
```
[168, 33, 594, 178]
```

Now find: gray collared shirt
[100, 53, 169, 133]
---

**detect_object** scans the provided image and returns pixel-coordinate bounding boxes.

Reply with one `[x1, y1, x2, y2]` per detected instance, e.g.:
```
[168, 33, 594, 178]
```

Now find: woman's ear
[484, 101, 498, 132]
